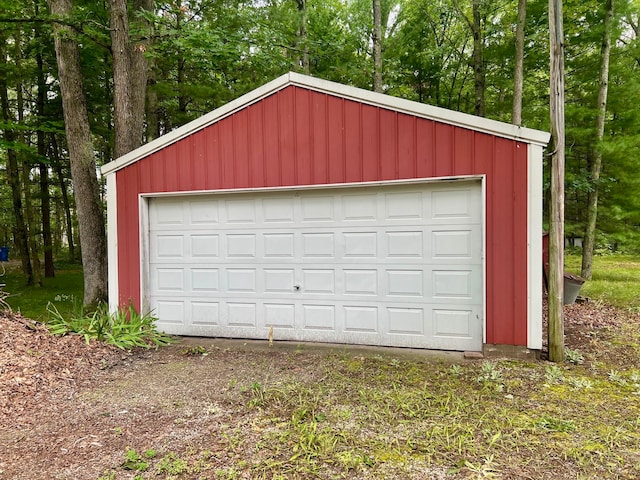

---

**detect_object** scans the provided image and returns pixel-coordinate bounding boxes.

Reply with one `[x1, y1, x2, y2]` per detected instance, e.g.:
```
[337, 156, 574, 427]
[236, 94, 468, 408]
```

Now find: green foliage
[156, 452, 188, 475]
[121, 447, 150, 471]
[2, 262, 84, 321]
[565, 348, 585, 364]
[180, 345, 208, 356]
[46, 301, 172, 350]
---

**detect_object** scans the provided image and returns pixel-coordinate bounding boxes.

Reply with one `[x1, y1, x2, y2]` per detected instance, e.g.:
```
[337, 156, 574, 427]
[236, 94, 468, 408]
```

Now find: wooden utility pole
[548, 0, 565, 362]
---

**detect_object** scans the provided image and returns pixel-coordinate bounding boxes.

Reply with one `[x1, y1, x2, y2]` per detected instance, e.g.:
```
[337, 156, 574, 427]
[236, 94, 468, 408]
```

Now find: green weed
[121, 447, 149, 471]
[157, 452, 188, 475]
[46, 301, 172, 350]
[181, 345, 208, 356]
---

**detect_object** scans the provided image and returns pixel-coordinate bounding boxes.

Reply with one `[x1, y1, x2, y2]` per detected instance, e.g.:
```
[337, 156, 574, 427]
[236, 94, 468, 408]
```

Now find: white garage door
[146, 181, 483, 351]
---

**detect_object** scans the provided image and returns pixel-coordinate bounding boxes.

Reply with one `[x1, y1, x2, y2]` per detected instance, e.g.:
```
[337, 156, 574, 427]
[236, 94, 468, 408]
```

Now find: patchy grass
[565, 254, 640, 309]
[74, 332, 640, 480]
[3, 302, 640, 479]
[1, 260, 83, 321]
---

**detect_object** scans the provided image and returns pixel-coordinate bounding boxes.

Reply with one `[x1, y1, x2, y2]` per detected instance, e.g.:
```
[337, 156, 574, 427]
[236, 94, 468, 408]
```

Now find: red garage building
[102, 72, 550, 353]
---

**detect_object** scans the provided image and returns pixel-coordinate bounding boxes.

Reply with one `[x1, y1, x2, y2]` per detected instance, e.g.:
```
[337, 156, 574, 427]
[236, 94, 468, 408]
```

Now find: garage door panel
[227, 302, 257, 327]
[264, 303, 296, 329]
[342, 194, 377, 220]
[263, 197, 295, 223]
[264, 233, 295, 257]
[385, 231, 423, 258]
[387, 307, 425, 335]
[302, 304, 336, 331]
[191, 302, 219, 325]
[385, 191, 424, 219]
[432, 308, 480, 340]
[343, 269, 378, 295]
[189, 199, 219, 224]
[149, 181, 483, 351]
[343, 232, 377, 257]
[191, 234, 220, 258]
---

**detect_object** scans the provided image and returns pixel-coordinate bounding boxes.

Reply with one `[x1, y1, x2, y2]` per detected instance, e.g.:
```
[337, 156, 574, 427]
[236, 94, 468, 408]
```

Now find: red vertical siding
[294, 88, 312, 185]
[361, 105, 380, 182]
[512, 142, 529, 344]
[116, 85, 531, 346]
[416, 120, 435, 177]
[233, 110, 250, 188]
[327, 96, 345, 184]
[380, 109, 397, 180]
[454, 128, 474, 175]
[278, 88, 297, 186]
[398, 114, 416, 178]
[434, 123, 454, 177]
[344, 101, 362, 182]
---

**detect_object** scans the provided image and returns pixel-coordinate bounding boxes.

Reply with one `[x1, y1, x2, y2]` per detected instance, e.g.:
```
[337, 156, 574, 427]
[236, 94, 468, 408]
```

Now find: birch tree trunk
[512, 0, 527, 125]
[49, 0, 108, 306]
[548, 0, 566, 363]
[372, 0, 383, 92]
[581, 0, 614, 280]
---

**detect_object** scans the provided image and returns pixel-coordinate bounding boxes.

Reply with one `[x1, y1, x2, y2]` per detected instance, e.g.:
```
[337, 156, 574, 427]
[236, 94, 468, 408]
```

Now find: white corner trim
[101, 72, 551, 176]
[139, 195, 151, 315]
[481, 175, 487, 345]
[527, 144, 544, 350]
[106, 172, 119, 313]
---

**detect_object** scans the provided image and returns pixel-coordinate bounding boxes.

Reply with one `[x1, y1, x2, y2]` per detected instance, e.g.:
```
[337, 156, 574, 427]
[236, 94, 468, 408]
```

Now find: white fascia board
[101, 72, 551, 176]
[527, 143, 544, 350]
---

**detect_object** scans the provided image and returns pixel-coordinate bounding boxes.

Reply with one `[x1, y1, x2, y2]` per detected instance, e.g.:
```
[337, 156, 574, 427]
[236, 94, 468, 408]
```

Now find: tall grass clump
[46, 302, 172, 350]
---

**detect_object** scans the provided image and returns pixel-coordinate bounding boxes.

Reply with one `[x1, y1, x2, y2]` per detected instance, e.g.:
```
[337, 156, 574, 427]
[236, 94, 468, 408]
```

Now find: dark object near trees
[0, 247, 9, 262]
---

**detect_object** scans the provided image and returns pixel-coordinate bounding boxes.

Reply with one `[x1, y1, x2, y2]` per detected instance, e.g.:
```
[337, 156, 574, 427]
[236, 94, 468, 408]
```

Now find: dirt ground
[0, 302, 636, 479]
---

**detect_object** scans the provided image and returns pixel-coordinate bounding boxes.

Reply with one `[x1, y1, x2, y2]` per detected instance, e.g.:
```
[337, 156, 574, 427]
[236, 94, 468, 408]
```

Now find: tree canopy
[1, 0, 639, 289]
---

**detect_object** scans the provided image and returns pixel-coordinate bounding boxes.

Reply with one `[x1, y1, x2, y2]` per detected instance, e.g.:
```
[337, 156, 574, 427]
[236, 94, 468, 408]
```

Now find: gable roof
[101, 72, 551, 175]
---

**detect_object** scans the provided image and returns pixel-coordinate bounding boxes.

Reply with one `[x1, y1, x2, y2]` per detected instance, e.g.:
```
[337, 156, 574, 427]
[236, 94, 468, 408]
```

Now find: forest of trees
[1, 0, 639, 302]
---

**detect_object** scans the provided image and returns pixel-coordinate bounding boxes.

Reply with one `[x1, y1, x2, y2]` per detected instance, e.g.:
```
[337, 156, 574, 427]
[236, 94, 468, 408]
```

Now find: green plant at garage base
[46, 301, 172, 350]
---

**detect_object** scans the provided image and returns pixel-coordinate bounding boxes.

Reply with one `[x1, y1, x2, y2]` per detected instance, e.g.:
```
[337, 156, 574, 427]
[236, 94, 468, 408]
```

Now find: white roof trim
[102, 72, 551, 175]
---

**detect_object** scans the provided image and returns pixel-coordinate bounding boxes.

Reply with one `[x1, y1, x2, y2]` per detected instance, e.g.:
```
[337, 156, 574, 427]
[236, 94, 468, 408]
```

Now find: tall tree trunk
[15, 31, 43, 287]
[294, 0, 310, 74]
[51, 135, 75, 262]
[145, 22, 159, 141]
[0, 34, 34, 285]
[548, 0, 566, 363]
[372, 0, 383, 92]
[581, 0, 614, 280]
[512, 0, 527, 125]
[110, 0, 151, 159]
[471, 0, 485, 116]
[49, 0, 108, 306]
[22, 162, 43, 287]
[36, 11, 55, 278]
[456, 0, 485, 116]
